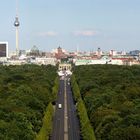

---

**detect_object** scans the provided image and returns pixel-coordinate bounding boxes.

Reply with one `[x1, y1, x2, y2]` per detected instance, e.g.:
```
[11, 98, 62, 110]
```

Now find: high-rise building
[0, 42, 8, 58]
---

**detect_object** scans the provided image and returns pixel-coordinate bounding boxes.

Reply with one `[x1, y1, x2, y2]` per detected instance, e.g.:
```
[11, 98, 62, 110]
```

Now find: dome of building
[31, 45, 39, 53]
[30, 45, 39, 56]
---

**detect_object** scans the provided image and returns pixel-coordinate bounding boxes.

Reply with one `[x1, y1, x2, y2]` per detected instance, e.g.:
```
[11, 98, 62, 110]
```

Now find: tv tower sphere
[14, 17, 20, 27]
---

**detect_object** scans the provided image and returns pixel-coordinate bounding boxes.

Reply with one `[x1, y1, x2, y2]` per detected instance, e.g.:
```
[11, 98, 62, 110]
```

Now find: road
[51, 80, 64, 140]
[66, 79, 80, 140]
[50, 77, 80, 140]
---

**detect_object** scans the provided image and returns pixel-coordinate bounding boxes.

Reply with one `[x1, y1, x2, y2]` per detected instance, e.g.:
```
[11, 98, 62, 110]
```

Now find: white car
[58, 104, 62, 109]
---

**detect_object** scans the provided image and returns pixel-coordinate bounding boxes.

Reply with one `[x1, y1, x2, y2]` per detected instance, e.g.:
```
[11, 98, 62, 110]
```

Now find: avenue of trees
[73, 65, 140, 140]
[0, 64, 58, 140]
[71, 75, 96, 140]
[36, 103, 54, 140]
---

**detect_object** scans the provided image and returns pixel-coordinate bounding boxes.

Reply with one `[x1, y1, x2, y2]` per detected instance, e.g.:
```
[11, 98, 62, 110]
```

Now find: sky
[0, 0, 140, 52]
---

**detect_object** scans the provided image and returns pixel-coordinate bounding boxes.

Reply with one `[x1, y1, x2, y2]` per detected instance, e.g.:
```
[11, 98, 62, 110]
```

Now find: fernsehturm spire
[14, 0, 20, 56]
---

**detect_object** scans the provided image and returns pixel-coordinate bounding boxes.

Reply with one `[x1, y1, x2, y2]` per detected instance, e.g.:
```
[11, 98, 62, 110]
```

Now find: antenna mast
[14, 0, 20, 56]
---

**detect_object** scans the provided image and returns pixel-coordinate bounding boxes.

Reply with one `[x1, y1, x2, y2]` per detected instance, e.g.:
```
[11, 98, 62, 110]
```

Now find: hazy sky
[0, 0, 140, 52]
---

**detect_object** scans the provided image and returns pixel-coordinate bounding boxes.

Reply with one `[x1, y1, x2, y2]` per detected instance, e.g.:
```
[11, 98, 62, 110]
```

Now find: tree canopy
[0, 64, 57, 139]
[73, 65, 140, 140]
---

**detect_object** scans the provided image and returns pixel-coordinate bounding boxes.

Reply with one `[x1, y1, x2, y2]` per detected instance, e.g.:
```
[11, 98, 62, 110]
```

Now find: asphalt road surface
[51, 80, 64, 140]
[66, 79, 80, 140]
[51, 77, 80, 140]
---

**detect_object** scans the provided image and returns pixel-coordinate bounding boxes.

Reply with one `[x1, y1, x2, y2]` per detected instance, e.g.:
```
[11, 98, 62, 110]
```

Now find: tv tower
[14, 0, 20, 56]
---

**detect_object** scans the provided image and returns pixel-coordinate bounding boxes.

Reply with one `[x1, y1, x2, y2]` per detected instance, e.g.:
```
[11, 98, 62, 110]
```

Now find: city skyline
[0, 0, 140, 52]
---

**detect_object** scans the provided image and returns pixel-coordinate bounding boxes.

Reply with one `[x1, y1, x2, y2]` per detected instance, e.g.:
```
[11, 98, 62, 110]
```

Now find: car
[58, 104, 62, 109]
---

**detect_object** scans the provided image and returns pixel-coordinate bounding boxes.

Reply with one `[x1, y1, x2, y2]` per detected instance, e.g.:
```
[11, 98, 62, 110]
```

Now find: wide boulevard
[51, 77, 80, 140]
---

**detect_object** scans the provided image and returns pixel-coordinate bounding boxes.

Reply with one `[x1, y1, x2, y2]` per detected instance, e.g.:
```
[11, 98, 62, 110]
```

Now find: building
[129, 50, 140, 56]
[29, 45, 40, 56]
[55, 46, 67, 59]
[0, 42, 8, 60]
[35, 57, 56, 65]
[58, 63, 72, 71]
